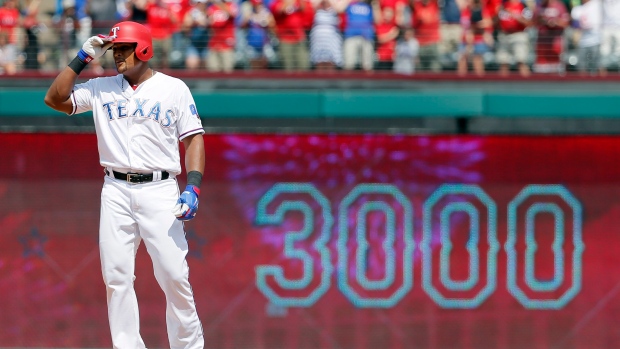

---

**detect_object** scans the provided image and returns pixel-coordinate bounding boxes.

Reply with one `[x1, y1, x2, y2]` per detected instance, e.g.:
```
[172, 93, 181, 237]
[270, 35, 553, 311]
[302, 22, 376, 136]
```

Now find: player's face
[112, 43, 139, 74]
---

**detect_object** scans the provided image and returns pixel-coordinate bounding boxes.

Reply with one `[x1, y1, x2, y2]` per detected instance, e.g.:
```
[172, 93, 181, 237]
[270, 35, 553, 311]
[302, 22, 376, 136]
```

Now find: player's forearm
[183, 133, 206, 176]
[44, 66, 79, 112]
[174, 134, 205, 221]
[46, 35, 113, 114]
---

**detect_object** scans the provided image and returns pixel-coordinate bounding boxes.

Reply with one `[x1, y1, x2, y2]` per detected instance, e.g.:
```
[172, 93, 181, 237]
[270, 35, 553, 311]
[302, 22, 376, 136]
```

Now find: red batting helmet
[109, 21, 153, 61]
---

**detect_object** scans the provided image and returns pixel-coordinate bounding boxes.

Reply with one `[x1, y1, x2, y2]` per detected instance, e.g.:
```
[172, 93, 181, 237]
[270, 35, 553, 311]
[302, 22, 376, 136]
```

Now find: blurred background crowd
[0, 0, 618, 76]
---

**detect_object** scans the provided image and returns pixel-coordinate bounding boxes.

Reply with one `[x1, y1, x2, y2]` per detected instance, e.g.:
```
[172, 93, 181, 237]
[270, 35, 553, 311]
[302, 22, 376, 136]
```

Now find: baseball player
[44, 21, 205, 349]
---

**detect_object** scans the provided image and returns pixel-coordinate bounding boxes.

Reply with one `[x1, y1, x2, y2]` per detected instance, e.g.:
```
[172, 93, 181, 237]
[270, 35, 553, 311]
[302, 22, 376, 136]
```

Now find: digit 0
[506, 185, 585, 309]
[422, 184, 499, 309]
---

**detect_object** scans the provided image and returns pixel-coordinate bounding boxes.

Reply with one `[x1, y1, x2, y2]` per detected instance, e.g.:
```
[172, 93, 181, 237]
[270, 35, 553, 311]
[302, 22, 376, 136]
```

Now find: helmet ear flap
[141, 47, 149, 58]
[135, 44, 151, 61]
[137, 42, 153, 61]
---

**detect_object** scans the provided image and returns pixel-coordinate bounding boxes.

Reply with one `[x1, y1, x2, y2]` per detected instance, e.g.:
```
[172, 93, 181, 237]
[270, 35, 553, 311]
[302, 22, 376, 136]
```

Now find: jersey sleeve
[176, 82, 205, 141]
[70, 79, 95, 115]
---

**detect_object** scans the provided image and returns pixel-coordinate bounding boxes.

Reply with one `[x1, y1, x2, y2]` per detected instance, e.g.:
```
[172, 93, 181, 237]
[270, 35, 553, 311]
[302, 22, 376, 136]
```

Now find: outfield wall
[3, 89, 620, 119]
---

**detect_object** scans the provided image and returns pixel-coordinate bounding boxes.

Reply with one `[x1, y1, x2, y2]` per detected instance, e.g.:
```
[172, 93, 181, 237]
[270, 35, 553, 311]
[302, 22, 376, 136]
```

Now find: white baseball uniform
[70, 72, 205, 349]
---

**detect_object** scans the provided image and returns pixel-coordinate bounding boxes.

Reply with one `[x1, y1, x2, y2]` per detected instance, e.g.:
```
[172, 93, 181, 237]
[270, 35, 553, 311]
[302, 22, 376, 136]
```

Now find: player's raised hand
[78, 35, 114, 63]
[172, 185, 200, 221]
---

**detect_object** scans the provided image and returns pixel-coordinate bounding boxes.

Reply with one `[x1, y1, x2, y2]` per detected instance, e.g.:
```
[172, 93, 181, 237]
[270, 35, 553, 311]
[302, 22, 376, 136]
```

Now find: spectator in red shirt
[381, 0, 406, 26]
[457, 0, 493, 76]
[146, 0, 179, 69]
[0, 0, 21, 46]
[485, 0, 501, 19]
[495, 0, 532, 76]
[374, 0, 403, 70]
[206, 0, 238, 72]
[164, 0, 192, 30]
[411, 0, 442, 72]
[270, 0, 312, 70]
[302, 0, 316, 30]
[533, 0, 569, 73]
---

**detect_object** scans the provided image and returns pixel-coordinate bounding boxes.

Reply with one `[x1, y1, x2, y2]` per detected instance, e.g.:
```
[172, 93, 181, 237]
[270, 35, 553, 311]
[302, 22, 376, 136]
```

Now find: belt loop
[153, 170, 161, 182]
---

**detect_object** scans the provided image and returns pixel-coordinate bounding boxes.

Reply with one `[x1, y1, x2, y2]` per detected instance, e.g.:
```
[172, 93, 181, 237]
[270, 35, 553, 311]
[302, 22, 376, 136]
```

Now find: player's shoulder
[153, 72, 193, 98]
[81, 74, 124, 88]
[89, 74, 124, 82]
[154, 72, 189, 88]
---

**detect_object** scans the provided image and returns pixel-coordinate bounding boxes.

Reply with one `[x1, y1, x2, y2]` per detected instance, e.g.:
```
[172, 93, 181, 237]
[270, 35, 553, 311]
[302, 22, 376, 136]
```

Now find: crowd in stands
[1, 0, 620, 76]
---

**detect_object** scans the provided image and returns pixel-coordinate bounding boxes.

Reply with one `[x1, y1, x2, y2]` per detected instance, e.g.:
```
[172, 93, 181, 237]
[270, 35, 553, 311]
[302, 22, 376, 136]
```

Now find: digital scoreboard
[1, 133, 619, 348]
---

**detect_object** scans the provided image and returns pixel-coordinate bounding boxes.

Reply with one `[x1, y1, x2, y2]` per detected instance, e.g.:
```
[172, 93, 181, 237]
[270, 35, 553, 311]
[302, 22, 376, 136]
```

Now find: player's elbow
[44, 91, 59, 108]
[43, 94, 55, 109]
[44, 92, 69, 113]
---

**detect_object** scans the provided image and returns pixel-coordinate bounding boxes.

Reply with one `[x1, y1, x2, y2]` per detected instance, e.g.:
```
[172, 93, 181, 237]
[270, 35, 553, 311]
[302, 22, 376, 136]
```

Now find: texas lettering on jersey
[70, 72, 205, 174]
[101, 98, 175, 127]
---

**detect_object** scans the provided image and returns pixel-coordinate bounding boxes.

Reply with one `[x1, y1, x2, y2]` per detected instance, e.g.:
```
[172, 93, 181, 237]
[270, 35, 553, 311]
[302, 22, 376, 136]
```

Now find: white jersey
[603, 0, 620, 28]
[70, 72, 204, 175]
[571, 0, 602, 48]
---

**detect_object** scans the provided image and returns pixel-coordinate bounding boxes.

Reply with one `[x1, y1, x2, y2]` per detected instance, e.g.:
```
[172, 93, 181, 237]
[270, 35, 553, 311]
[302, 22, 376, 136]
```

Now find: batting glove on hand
[172, 185, 200, 221]
[78, 35, 114, 63]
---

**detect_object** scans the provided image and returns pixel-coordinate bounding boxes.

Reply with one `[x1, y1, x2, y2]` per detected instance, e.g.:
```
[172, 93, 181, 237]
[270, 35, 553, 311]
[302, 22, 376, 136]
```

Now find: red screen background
[0, 133, 619, 349]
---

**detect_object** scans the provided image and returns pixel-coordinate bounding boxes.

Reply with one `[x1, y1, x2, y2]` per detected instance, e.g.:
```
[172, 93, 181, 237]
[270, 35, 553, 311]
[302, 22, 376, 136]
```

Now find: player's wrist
[77, 49, 94, 63]
[68, 55, 89, 75]
[187, 171, 203, 189]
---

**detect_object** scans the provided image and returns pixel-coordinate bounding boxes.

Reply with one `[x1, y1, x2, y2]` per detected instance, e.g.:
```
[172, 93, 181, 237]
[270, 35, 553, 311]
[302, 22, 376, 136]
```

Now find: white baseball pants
[99, 175, 204, 349]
